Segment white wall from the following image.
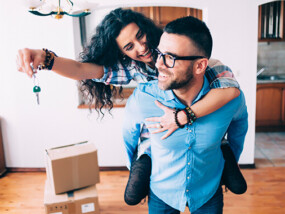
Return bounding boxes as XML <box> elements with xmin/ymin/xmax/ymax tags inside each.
<box><xmin>0</xmin><ymin>0</ymin><xmax>263</xmax><ymax>167</ymax></box>
<box><xmin>0</xmin><ymin>0</ymin><xmax>126</xmax><ymax>167</ymax></box>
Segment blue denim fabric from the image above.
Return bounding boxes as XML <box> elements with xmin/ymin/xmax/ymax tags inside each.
<box><xmin>148</xmin><ymin>189</ymin><xmax>180</xmax><ymax>214</ymax></box>
<box><xmin>192</xmin><ymin>186</ymin><xmax>223</xmax><ymax>214</ymax></box>
<box><xmin>148</xmin><ymin>186</ymin><xmax>223</xmax><ymax>214</ymax></box>
<box><xmin>123</xmin><ymin>78</ymin><xmax>248</xmax><ymax>211</ymax></box>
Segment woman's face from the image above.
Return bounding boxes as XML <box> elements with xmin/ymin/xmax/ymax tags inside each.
<box><xmin>116</xmin><ymin>22</ymin><xmax>154</xmax><ymax>65</ymax></box>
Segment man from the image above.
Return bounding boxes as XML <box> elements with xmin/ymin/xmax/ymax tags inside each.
<box><xmin>123</xmin><ymin>16</ymin><xmax>248</xmax><ymax>214</ymax></box>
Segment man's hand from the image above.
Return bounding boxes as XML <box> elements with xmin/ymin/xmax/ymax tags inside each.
<box><xmin>16</xmin><ymin>48</ymin><xmax>46</xmax><ymax>78</ymax></box>
<box><xmin>145</xmin><ymin>100</ymin><xmax>179</xmax><ymax>140</ymax></box>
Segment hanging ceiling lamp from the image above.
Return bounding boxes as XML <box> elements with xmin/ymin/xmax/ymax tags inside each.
<box><xmin>26</xmin><ymin>0</ymin><xmax>96</xmax><ymax>19</ymax></box>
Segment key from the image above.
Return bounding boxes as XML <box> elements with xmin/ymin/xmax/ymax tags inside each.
<box><xmin>31</xmin><ymin>64</ymin><xmax>41</xmax><ymax>105</ymax></box>
<box><xmin>33</xmin><ymin>85</ymin><xmax>41</xmax><ymax>105</ymax></box>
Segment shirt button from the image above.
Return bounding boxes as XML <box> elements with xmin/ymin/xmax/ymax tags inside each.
<box><xmin>188</xmin><ymin>162</ymin><xmax>190</xmax><ymax>165</ymax></box>
<box><xmin>187</xmin><ymin>177</ymin><xmax>190</xmax><ymax>179</ymax></box>
<box><xmin>189</xmin><ymin>130</ymin><xmax>192</xmax><ymax>133</ymax></box>
<box><xmin>188</xmin><ymin>146</ymin><xmax>191</xmax><ymax>150</ymax></box>
<box><xmin>186</xmin><ymin>189</ymin><xmax>189</xmax><ymax>192</ymax></box>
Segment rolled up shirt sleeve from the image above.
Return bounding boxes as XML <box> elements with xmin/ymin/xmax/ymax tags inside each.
<box><xmin>206</xmin><ymin>59</ymin><xmax>240</xmax><ymax>89</ymax></box>
<box><xmin>92</xmin><ymin>64</ymin><xmax>133</xmax><ymax>86</ymax></box>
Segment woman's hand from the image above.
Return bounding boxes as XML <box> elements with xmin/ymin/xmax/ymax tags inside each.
<box><xmin>16</xmin><ymin>48</ymin><xmax>46</xmax><ymax>78</ymax></box>
<box><xmin>145</xmin><ymin>100</ymin><xmax>188</xmax><ymax>140</ymax></box>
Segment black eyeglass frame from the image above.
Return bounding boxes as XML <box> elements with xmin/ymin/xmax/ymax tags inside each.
<box><xmin>155</xmin><ymin>49</ymin><xmax>206</xmax><ymax>68</ymax></box>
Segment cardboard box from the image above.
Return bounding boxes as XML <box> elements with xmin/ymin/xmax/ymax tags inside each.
<box><xmin>44</xmin><ymin>180</ymin><xmax>100</xmax><ymax>214</ymax></box>
<box><xmin>45</xmin><ymin>141</ymin><xmax>100</xmax><ymax>194</ymax></box>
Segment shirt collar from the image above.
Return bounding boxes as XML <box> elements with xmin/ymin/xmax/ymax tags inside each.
<box><xmin>163</xmin><ymin>75</ymin><xmax>210</xmax><ymax>104</ymax></box>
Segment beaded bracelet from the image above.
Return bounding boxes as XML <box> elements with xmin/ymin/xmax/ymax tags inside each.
<box><xmin>182</xmin><ymin>108</ymin><xmax>190</xmax><ymax>124</ymax></box>
<box><xmin>174</xmin><ymin>109</ymin><xmax>185</xmax><ymax>128</ymax></box>
<box><xmin>39</xmin><ymin>48</ymin><xmax>57</xmax><ymax>70</ymax></box>
<box><xmin>185</xmin><ymin>106</ymin><xmax>197</xmax><ymax>125</ymax></box>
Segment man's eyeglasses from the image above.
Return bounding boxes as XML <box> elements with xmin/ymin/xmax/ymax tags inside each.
<box><xmin>155</xmin><ymin>49</ymin><xmax>205</xmax><ymax>68</ymax></box>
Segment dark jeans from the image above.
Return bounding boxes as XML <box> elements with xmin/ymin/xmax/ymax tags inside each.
<box><xmin>148</xmin><ymin>186</ymin><xmax>223</xmax><ymax>214</ymax></box>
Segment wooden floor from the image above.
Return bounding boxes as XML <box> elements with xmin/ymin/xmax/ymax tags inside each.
<box><xmin>0</xmin><ymin>168</ymin><xmax>285</xmax><ymax>214</ymax></box>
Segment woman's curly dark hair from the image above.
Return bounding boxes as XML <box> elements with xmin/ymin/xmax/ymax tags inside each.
<box><xmin>80</xmin><ymin>8</ymin><xmax>162</xmax><ymax>117</ymax></box>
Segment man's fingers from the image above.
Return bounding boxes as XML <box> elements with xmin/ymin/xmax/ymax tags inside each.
<box><xmin>145</xmin><ymin>117</ymin><xmax>161</xmax><ymax>122</ymax></box>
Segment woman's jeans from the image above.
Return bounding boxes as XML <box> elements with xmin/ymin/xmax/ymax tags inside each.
<box><xmin>148</xmin><ymin>186</ymin><xmax>224</xmax><ymax>214</ymax></box>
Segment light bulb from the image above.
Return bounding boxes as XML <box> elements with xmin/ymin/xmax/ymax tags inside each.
<box><xmin>40</xmin><ymin>2</ymin><xmax>56</xmax><ymax>13</ymax></box>
<box><xmin>72</xmin><ymin>0</ymin><xmax>98</xmax><ymax>10</ymax></box>
<box><xmin>23</xmin><ymin>0</ymin><xmax>45</xmax><ymax>9</ymax></box>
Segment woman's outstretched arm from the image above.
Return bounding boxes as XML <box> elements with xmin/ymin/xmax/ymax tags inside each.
<box><xmin>16</xmin><ymin>48</ymin><xmax>104</xmax><ymax>80</ymax></box>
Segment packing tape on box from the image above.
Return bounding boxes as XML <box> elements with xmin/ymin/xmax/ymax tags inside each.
<box><xmin>71</xmin><ymin>156</ymin><xmax>80</xmax><ymax>188</ymax></box>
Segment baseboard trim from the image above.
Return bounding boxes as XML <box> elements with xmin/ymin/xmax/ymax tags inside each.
<box><xmin>7</xmin><ymin>165</ymin><xmax>255</xmax><ymax>172</ymax></box>
<box><xmin>239</xmin><ymin>164</ymin><xmax>256</xmax><ymax>169</ymax></box>
<box><xmin>0</xmin><ymin>168</ymin><xmax>7</xmax><ymax>177</ymax></box>
<box><xmin>100</xmin><ymin>166</ymin><xmax>128</xmax><ymax>171</ymax></box>
<box><xmin>7</xmin><ymin>167</ymin><xmax>46</xmax><ymax>172</ymax></box>
<box><xmin>7</xmin><ymin>166</ymin><xmax>129</xmax><ymax>172</ymax></box>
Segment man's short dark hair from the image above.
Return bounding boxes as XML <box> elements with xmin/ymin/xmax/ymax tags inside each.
<box><xmin>164</xmin><ymin>16</ymin><xmax>213</xmax><ymax>59</ymax></box>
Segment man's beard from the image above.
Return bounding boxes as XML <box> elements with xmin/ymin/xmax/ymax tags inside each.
<box><xmin>160</xmin><ymin>66</ymin><xmax>194</xmax><ymax>91</ymax></box>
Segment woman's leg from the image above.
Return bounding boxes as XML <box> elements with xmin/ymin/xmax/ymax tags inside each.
<box><xmin>221</xmin><ymin>138</ymin><xmax>247</xmax><ymax>194</ymax></box>
<box><xmin>124</xmin><ymin>138</ymin><xmax>152</xmax><ymax>205</ymax></box>
<box><xmin>124</xmin><ymin>125</ymin><xmax>153</xmax><ymax>205</ymax></box>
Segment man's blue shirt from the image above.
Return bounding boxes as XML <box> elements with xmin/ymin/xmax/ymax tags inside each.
<box><xmin>123</xmin><ymin>77</ymin><xmax>248</xmax><ymax>212</ymax></box>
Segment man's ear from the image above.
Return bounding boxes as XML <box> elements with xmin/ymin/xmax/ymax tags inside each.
<box><xmin>194</xmin><ymin>58</ymin><xmax>208</xmax><ymax>75</ymax></box>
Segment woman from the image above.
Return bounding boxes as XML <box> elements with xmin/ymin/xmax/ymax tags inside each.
<box><xmin>17</xmin><ymin>8</ymin><xmax>244</xmax><ymax>205</ymax></box>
